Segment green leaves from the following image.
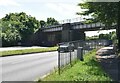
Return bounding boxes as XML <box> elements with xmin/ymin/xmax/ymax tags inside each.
<box><xmin>77</xmin><ymin>2</ymin><xmax>118</xmax><ymax>26</ymax></box>
<box><xmin>46</xmin><ymin>17</ymin><xmax>59</xmax><ymax>26</ymax></box>
<box><xmin>39</xmin><ymin>17</ymin><xmax>59</xmax><ymax>28</ymax></box>
<box><xmin>40</xmin><ymin>20</ymin><xmax>46</xmax><ymax>28</ymax></box>
<box><xmin>1</xmin><ymin>21</ymin><xmax>21</xmax><ymax>46</ymax></box>
<box><xmin>1</xmin><ymin>12</ymin><xmax>40</xmax><ymax>46</ymax></box>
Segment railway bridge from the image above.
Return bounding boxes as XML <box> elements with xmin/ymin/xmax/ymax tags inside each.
<box><xmin>31</xmin><ymin>21</ymin><xmax>116</xmax><ymax>46</ymax></box>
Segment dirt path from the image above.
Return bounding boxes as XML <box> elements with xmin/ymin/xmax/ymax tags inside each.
<box><xmin>98</xmin><ymin>57</ymin><xmax>120</xmax><ymax>82</ymax></box>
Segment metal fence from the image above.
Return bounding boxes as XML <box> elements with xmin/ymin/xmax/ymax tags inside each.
<box><xmin>58</xmin><ymin>47</ymin><xmax>77</xmax><ymax>74</ymax></box>
<box><xmin>58</xmin><ymin>39</ymin><xmax>112</xmax><ymax>74</ymax></box>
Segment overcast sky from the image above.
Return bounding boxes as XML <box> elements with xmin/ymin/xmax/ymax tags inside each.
<box><xmin>0</xmin><ymin>0</ymin><xmax>84</xmax><ymax>21</ymax></box>
<box><xmin>0</xmin><ymin>0</ymin><xmax>116</xmax><ymax>36</ymax></box>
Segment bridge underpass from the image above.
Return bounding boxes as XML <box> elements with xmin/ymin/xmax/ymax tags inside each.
<box><xmin>30</xmin><ymin>22</ymin><xmax>116</xmax><ymax>46</ymax></box>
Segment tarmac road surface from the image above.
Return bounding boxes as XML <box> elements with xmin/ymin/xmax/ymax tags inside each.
<box><xmin>1</xmin><ymin>51</ymin><xmax>58</xmax><ymax>81</ymax></box>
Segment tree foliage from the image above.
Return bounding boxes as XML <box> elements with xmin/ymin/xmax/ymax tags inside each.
<box><xmin>40</xmin><ymin>17</ymin><xmax>59</xmax><ymax>28</ymax></box>
<box><xmin>99</xmin><ymin>31</ymin><xmax>117</xmax><ymax>43</ymax></box>
<box><xmin>46</xmin><ymin>17</ymin><xmax>59</xmax><ymax>26</ymax></box>
<box><xmin>86</xmin><ymin>31</ymin><xmax>116</xmax><ymax>42</ymax></box>
<box><xmin>1</xmin><ymin>12</ymin><xmax>40</xmax><ymax>46</ymax></box>
<box><xmin>40</xmin><ymin>20</ymin><xmax>46</xmax><ymax>28</ymax></box>
<box><xmin>77</xmin><ymin>2</ymin><xmax>118</xmax><ymax>25</ymax></box>
<box><xmin>1</xmin><ymin>21</ymin><xmax>21</xmax><ymax>46</ymax></box>
<box><xmin>2</xmin><ymin>12</ymin><xmax>40</xmax><ymax>40</ymax></box>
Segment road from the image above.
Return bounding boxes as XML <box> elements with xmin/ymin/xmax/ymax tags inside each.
<box><xmin>1</xmin><ymin>51</ymin><xmax>58</xmax><ymax>81</ymax></box>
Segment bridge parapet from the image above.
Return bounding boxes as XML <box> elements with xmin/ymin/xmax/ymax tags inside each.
<box><xmin>41</xmin><ymin>22</ymin><xmax>116</xmax><ymax>32</ymax></box>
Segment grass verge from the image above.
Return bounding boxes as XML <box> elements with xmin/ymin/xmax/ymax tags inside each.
<box><xmin>41</xmin><ymin>49</ymin><xmax>112</xmax><ymax>81</ymax></box>
<box><xmin>0</xmin><ymin>47</ymin><xmax>58</xmax><ymax>57</ymax></box>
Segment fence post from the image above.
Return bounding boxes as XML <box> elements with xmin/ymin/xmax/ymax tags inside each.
<box><xmin>58</xmin><ymin>44</ymin><xmax>60</xmax><ymax>75</ymax></box>
<box><xmin>69</xmin><ymin>43</ymin><xmax>72</xmax><ymax>67</ymax></box>
<box><xmin>70</xmin><ymin>50</ymin><xmax>72</xmax><ymax>66</ymax></box>
<box><xmin>77</xmin><ymin>47</ymin><xmax>84</xmax><ymax>61</ymax></box>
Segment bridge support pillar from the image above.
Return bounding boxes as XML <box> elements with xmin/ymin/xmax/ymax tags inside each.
<box><xmin>71</xmin><ymin>30</ymin><xmax>85</xmax><ymax>41</ymax></box>
<box><xmin>62</xmin><ymin>23</ymin><xmax>71</xmax><ymax>42</ymax></box>
<box><xmin>62</xmin><ymin>23</ymin><xmax>85</xmax><ymax>42</ymax></box>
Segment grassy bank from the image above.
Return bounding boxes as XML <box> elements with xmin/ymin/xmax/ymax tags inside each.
<box><xmin>41</xmin><ymin>49</ymin><xmax>112</xmax><ymax>81</ymax></box>
<box><xmin>0</xmin><ymin>47</ymin><xmax>58</xmax><ymax>57</ymax></box>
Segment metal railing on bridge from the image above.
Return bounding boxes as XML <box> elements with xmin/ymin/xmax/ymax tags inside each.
<box><xmin>58</xmin><ymin>17</ymin><xmax>83</xmax><ymax>24</ymax></box>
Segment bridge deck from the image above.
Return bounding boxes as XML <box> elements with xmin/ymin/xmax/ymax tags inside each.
<box><xmin>41</xmin><ymin>22</ymin><xmax>116</xmax><ymax>32</ymax></box>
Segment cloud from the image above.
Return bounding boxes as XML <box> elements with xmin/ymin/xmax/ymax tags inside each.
<box><xmin>45</xmin><ymin>3</ymin><xmax>82</xmax><ymax>18</ymax></box>
<box><xmin>18</xmin><ymin>0</ymin><xmax>81</xmax><ymax>3</ymax></box>
<box><xmin>0</xmin><ymin>0</ymin><xmax>20</xmax><ymax>6</ymax></box>
<box><xmin>85</xmin><ymin>0</ymin><xmax>120</xmax><ymax>2</ymax></box>
<box><xmin>44</xmin><ymin>2</ymin><xmax>88</xmax><ymax>22</ymax></box>
<box><xmin>0</xmin><ymin>0</ymin><xmax>83</xmax><ymax>21</ymax></box>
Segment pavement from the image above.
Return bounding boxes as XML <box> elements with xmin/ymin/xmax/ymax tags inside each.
<box><xmin>96</xmin><ymin>47</ymin><xmax>120</xmax><ymax>81</ymax></box>
<box><xmin>1</xmin><ymin>51</ymin><xmax>58</xmax><ymax>81</ymax></box>
<box><xmin>98</xmin><ymin>57</ymin><xmax>120</xmax><ymax>81</ymax></box>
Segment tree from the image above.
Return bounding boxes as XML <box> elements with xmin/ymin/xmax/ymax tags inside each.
<box><xmin>1</xmin><ymin>12</ymin><xmax>40</xmax><ymax>46</ymax></box>
<box><xmin>77</xmin><ymin>1</ymin><xmax>120</xmax><ymax>51</ymax></box>
<box><xmin>46</xmin><ymin>17</ymin><xmax>59</xmax><ymax>26</ymax></box>
<box><xmin>39</xmin><ymin>17</ymin><xmax>59</xmax><ymax>28</ymax></box>
<box><xmin>77</xmin><ymin>2</ymin><xmax>118</xmax><ymax>25</ymax></box>
<box><xmin>99</xmin><ymin>33</ymin><xmax>111</xmax><ymax>40</ymax></box>
<box><xmin>40</xmin><ymin>20</ymin><xmax>46</xmax><ymax>28</ymax></box>
<box><xmin>1</xmin><ymin>21</ymin><xmax>21</xmax><ymax>46</ymax></box>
